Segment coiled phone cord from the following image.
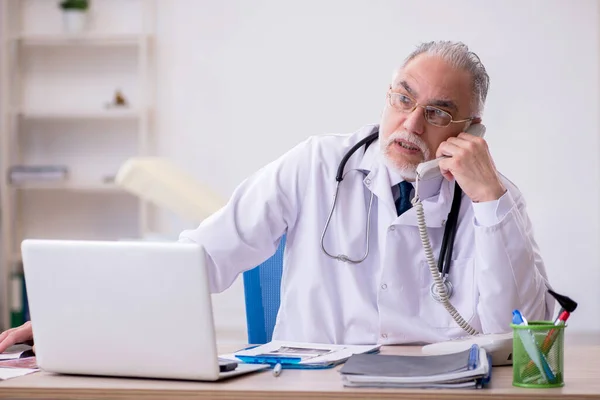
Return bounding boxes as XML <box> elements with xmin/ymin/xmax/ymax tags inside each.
<box><xmin>412</xmin><ymin>179</ymin><xmax>479</xmax><ymax>336</ymax></box>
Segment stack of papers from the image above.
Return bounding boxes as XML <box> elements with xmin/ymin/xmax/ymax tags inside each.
<box><xmin>0</xmin><ymin>353</ymin><xmax>39</xmax><ymax>380</ymax></box>
<box><xmin>339</xmin><ymin>345</ymin><xmax>491</xmax><ymax>389</ymax></box>
<box><xmin>220</xmin><ymin>341</ymin><xmax>381</xmax><ymax>369</ymax></box>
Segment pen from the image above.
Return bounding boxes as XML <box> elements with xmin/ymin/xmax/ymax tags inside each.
<box><xmin>523</xmin><ymin>290</ymin><xmax>578</xmax><ymax>376</ymax></box>
<box><xmin>552</xmin><ymin>307</ymin><xmax>565</xmax><ymax>325</ymax></box>
<box><xmin>540</xmin><ymin>310</ymin><xmax>569</xmax><ymax>353</ymax></box>
<box><xmin>512</xmin><ymin>310</ymin><xmax>556</xmax><ymax>384</ymax></box>
<box><xmin>273</xmin><ymin>363</ymin><xmax>282</xmax><ymax>377</ymax></box>
<box><xmin>541</xmin><ymin>290</ymin><xmax>578</xmax><ymax>354</ymax></box>
<box><xmin>523</xmin><ymin>311</ymin><xmax>567</xmax><ymax>377</ymax></box>
<box><xmin>467</xmin><ymin>344</ymin><xmax>479</xmax><ymax>370</ymax></box>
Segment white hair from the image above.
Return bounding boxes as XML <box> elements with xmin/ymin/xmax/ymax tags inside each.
<box><xmin>402</xmin><ymin>41</ymin><xmax>490</xmax><ymax>116</ymax></box>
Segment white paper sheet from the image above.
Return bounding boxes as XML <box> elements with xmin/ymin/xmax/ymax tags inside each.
<box><xmin>0</xmin><ymin>351</ymin><xmax>26</xmax><ymax>361</ymax></box>
<box><xmin>0</xmin><ymin>367</ymin><xmax>38</xmax><ymax>380</ymax></box>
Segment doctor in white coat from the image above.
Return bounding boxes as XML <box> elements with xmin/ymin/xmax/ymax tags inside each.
<box><xmin>0</xmin><ymin>40</ymin><xmax>553</xmax><ymax>350</ymax></box>
<box><xmin>179</xmin><ymin>40</ymin><xmax>554</xmax><ymax>344</ymax></box>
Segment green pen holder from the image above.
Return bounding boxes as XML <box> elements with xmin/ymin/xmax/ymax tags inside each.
<box><xmin>511</xmin><ymin>321</ymin><xmax>565</xmax><ymax>388</ymax></box>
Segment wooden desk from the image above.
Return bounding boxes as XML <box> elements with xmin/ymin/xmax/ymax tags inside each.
<box><xmin>0</xmin><ymin>334</ymin><xmax>598</xmax><ymax>400</ymax></box>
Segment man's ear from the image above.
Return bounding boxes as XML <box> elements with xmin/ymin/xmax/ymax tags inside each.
<box><xmin>463</xmin><ymin>117</ymin><xmax>482</xmax><ymax>132</ymax></box>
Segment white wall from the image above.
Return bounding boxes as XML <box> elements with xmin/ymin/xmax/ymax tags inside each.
<box><xmin>4</xmin><ymin>0</ymin><xmax>596</xmax><ymax>340</ymax></box>
<box><xmin>154</xmin><ymin>0</ymin><xmax>600</xmax><ymax>342</ymax></box>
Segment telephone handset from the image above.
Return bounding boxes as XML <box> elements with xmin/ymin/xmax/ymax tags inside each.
<box><xmin>411</xmin><ymin>123</ymin><xmax>487</xmax><ymax>337</ymax></box>
<box><xmin>415</xmin><ymin>124</ymin><xmax>487</xmax><ymax>181</ymax></box>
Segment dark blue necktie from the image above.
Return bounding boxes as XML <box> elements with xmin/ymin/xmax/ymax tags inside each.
<box><xmin>395</xmin><ymin>181</ymin><xmax>413</xmax><ymax>216</ymax></box>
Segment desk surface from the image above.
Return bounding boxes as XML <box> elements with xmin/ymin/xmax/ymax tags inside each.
<box><xmin>0</xmin><ymin>334</ymin><xmax>598</xmax><ymax>400</ymax></box>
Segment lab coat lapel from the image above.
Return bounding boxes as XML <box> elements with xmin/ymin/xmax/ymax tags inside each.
<box><xmin>364</xmin><ymin>165</ymin><xmax>397</xmax><ymax>217</ymax></box>
<box><xmin>354</xmin><ymin>131</ymin><xmax>398</xmax><ymax>218</ymax></box>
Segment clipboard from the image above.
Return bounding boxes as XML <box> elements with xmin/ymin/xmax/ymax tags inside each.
<box><xmin>223</xmin><ymin>340</ymin><xmax>381</xmax><ymax>370</ymax></box>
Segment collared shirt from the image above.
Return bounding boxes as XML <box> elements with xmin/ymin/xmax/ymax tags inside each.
<box><xmin>180</xmin><ymin>124</ymin><xmax>553</xmax><ymax>345</ymax></box>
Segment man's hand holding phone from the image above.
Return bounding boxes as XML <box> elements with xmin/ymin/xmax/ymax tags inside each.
<box><xmin>436</xmin><ymin>132</ymin><xmax>506</xmax><ymax>203</ymax></box>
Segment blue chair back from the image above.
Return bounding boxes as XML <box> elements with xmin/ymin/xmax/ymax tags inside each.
<box><xmin>242</xmin><ymin>235</ymin><xmax>286</xmax><ymax>344</ymax></box>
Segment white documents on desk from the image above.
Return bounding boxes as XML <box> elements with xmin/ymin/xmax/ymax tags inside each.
<box><xmin>0</xmin><ymin>351</ymin><xmax>39</xmax><ymax>380</ymax></box>
<box><xmin>421</xmin><ymin>332</ymin><xmax>513</xmax><ymax>366</ymax></box>
<box><xmin>221</xmin><ymin>341</ymin><xmax>381</xmax><ymax>369</ymax></box>
<box><xmin>0</xmin><ymin>367</ymin><xmax>38</xmax><ymax>380</ymax></box>
<box><xmin>0</xmin><ymin>352</ymin><xmax>29</xmax><ymax>361</ymax></box>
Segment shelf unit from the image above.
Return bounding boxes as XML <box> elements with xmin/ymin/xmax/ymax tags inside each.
<box><xmin>12</xmin><ymin>108</ymin><xmax>143</xmax><ymax>120</ymax></box>
<box><xmin>11</xmin><ymin>182</ymin><xmax>122</xmax><ymax>192</ymax></box>
<box><xmin>0</xmin><ymin>0</ymin><xmax>157</xmax><ymax>330</ymax></box>
<box><xmin>12</xmin><ymin>33</ymin><xmax>149</xmax><ymax>47</ymax></box>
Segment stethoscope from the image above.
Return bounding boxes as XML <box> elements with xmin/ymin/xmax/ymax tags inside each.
<box><xmin>320</xmin><ymin>127</ymin><xmax>463</xmax><ymax>303</ymax></box>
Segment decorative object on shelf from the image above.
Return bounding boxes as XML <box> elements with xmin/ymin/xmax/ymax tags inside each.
<box><xmin>59</xmin><ymin>0</ymin><xmax>90</xmax><ymax>34</ymax></box>
<box><xmin>105</xmin><ymin>89</ymin><xmax>129</xmax><ymax>109</ymax></box>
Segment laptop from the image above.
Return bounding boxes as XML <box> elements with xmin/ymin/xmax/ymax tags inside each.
<box><xmin>20</xmin><ymin>239</ymin><xmax>268</xmax><ymax>381</ymax></box>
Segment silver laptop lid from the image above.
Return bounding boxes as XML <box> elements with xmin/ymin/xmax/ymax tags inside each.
<box><xmin>21</xmin><ymin>239</ymin><xmax>221</xmax><ymax>381</ymax></box>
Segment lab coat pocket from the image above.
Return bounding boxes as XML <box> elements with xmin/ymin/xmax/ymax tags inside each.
<box><xmin>418</xmin><ymin>258</ymin><xmax>476</xmax><ymax>329</ymax></box>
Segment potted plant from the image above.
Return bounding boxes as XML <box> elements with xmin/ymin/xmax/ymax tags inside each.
<box><xmin>59</xmin><ymin>0</ymin><xmax>90</xmax><ymax>34</ymax></box>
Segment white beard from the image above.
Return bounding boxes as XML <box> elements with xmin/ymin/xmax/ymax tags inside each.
<box><xmin>380</xmin><ymin>130</ymin><xmax>431</xmax><ymax>180</ymax></box>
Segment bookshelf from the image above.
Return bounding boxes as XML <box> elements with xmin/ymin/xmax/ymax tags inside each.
<box><xmin>12</xmin><ymin>182</ymin><xmax>122</xmax><ymax>192</ymax></box>
<box><xmin>12</xmin><ymin>33</ymin><xmax>148</xmax><ymax>47</ymax></box>
<box><xmin>0</xmin><ymin>0</ymin><xmax>157</xmax><ymax>330</ymax></box>
<box><xmin>13</xmin><ymin>108</ymin><xmax>143</xmax><ymax>120</ymax></box>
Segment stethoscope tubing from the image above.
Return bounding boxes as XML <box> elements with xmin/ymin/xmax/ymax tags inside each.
<box><xmin>319</xmin><ymin>127</ymin><xmax>462</xmax><ymax>302</ymax></box>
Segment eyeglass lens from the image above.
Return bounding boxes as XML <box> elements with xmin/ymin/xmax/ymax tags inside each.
<box><xmin>389</xmin><ymin>93</ymin><xmax>452</xmax><ymax>127</ymax></box>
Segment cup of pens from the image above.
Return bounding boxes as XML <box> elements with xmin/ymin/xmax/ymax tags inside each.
<box><xmin>511</xmin><ymin>317</ymin><xmax>565</xmax><ymax>388</ymax></box>
<box><xmin>511</xmin><ymin>290</ymin><xmax>577</xmax><ymax>388</ymax></box>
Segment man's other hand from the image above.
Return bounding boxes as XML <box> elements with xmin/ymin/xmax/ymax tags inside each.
<box><xmin>0</xmin><ymin>321</ymin><xmax>34</xmax><ymax>353</ymax></box>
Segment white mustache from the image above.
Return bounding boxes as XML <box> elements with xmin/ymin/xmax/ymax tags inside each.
<box><xmin>385</xmin><ymin>131</ymin><xmax>430</xmax><ymax>160</ymax></box>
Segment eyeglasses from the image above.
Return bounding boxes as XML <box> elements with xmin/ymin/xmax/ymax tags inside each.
<box><xmin>387</xmin><ymin>87</ymin><xmax>473</xmax><ymax>127</ymax></box>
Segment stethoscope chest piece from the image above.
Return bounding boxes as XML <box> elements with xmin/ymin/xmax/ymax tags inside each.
<box><xmin>430</xmin><ymin>277</ymin><xmax>454</xmax><ymax>303</ymax></box>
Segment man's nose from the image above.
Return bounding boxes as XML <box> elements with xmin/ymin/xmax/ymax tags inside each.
<box><xmin>402</xmin><ymin>106</ymin><xmax>426</xmax><ymax>136</ymax></box>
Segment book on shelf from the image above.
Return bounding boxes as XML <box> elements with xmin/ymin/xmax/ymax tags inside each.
<box><xmin>8</xmin><ymin>165</ymin><xmax>69</xmax><ymax>183</ymax></box>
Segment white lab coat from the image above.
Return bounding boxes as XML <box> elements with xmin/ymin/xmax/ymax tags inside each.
<box><xmin>179</xmin><ymin>124</ymin><xmax>554</xmax><ymax>345</ymax></box>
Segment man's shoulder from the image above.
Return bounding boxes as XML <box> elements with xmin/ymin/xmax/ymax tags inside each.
<box><xmin>255</xmin><ymin>124</ymin><xmax>379</xmax><ymax>176</ymax></box>
<box><xmin>297</xmin><ymin>123</ymin><xmax>379</xmax><ymax>154</ymax></box>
